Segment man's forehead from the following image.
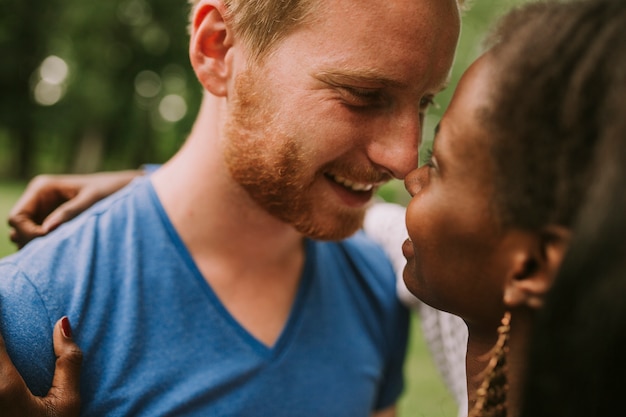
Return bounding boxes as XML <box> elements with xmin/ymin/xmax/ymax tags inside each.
<box><xmin>263</xmin><ymin>0</ymin><xmax>459</xmax><ymax>97</ymax></box>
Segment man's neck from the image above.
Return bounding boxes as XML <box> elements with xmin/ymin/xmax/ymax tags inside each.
<box><xmin>150</xmin><ymin>94</ymin><xmax>306</xmax><ymax>346</ymax></box>
<box><xmin>152</xmin><ymin>94</ymin><xmax>304</xmax><ymax>265</ymax></box>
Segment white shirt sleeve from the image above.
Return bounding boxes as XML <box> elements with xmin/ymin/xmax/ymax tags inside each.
<box><xmin>364</xmin><ymin>202</ymin><xmax>469</xmax><ymax>417</ymax></box>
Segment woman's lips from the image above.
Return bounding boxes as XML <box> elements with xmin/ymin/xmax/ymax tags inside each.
<box><xmin>402</xmin><ymin>238</ymin><xmax>414</xmax><ymax>259</ymax></box>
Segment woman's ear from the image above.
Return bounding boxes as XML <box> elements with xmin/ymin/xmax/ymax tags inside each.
<box><xmin>189</xmin><ymin>1</ymin><xmax>234</xmax><ymax>97</ymax></box>
<box><xmin>503</xmin><ymin>226</ymin><xmax>571</xmax><ymax>310</ymax></box>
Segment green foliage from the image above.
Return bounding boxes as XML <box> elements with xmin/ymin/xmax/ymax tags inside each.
<box><xmin>0</xmin><ymin>0</ymin><xmax>201</xmax><ymax>179</ymax></box>
<box><xmin>398</xmin><ymin>315</ymin><xmax>458</xmax><ymax>417</ymax></box>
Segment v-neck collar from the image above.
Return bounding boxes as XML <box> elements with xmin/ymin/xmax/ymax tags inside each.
<box><xmin>149</xmin><ymin>180</ymin><xmax>316</xmax><ymax>359</ymax></box>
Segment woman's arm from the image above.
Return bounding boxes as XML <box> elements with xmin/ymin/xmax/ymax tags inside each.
<box><xmin>8</xmin><ymin>170</ymin><xmax>143</xmax><ymax>248</ymax></box>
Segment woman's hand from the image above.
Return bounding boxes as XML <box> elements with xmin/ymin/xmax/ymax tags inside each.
<box><xmin>0</xmin><ymin>317</ymin><xmax>83</xmax><ymax>416</ymax></box>
<box><xmin>8</xmin><ymin>170</ymin><xmax>142</xmax><ymax>248</ymax></box>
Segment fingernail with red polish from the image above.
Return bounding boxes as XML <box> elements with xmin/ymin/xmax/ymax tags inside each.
<box><xmin>61</xmin><ymin>316</ymin><xmax>73</xmax><ymax>339</ymax></box>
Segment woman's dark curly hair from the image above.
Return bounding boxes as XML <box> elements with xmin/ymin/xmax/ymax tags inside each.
<box><xmin>483</xmin><ymin>0</ymin><xmax>626</xmax><ymax>232</ymax></box>
<box><xmin>479</xmin><ymin>0</ymin><xmax>626</xmax><ymax>416</ymax></box>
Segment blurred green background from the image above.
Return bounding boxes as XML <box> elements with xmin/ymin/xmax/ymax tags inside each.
<box><xmin>0</xmin><ymin>0</ymin><xmax>534</xmax><ymax>415</ymax></box>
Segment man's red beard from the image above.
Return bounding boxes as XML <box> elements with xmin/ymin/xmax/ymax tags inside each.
<box><xmin>223</xmin><ymin>69</ymin><xmax>370</xmax><ymax>241</ymax></box>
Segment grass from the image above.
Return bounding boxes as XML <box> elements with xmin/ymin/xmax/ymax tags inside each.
<box><xmin>0</xmin><ymin>181</ymin><xmax>457</xmax><ymax>416</ymax></box>
<box><xmin>399</xmin><ymin>316</ymin><xmax>457</xmax><ymax>417</ymax></box>
<box><xmin>0</xmin><ymin>181</ymin><xmax>23</xmax><ymax>258</ymax></box>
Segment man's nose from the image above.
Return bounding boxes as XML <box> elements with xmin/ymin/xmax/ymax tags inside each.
<box><xmin>366</xmin><ymin>112</ymin><xmax>421</xmax><ymax>180</ymax></box>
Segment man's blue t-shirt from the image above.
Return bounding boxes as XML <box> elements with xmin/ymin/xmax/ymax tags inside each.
<box><xmin>0</xmin><ymin>178</ymin><xmax>409</xmax><ymax>416</ymax></box>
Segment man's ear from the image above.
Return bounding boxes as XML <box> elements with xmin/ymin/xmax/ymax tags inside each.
<box><xmin>189</xmin><ymin>1</ymin><xmax>234</xmax><ymax>97</ymax></box>
<box><xmin>503</xmin><ymin>226</ymin><xmax>571</xmax><ymax>310</ymax></box>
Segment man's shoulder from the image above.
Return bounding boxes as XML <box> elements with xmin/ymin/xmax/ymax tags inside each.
<box><xmin>30</xmin><ymin>177</ymin><xmax>152</xmax><ymax>241</ymax></box>
<box><xmin>0</xmin><ymin>178</ymin><xmax>159</xmax><ymax>282</ymax></box>
<box><xmin>74</xmin><ymin>176</ymin><xmax>155</xmax><ymax>224</ymax></box>
<box><xmin>338</xmin><ymin>230</ymin><xmax>393</xmax><ymax>267</ymax></box>
<box><xmin>306</xmin><ymin>232</ymin><xmax>408</xmax><ymax>348</ymax></box>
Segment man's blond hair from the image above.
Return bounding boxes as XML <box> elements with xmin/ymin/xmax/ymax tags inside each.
<box><xmin>189</xmin><ymin>0</ymin><xmax>316</xmax><ymax>63</ymax></box>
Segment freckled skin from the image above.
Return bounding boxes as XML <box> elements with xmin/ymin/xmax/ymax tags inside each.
<box><xmin>224</xmin><ymin>68</ymin><xmax>382</xmax><ymax>239</ymax></box>
<box><xmin>223</xmin><ymin>0</ymin><xmax>460</xmax><ymax>240</ymax></box>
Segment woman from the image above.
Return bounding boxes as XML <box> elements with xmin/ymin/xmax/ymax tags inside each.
<box><xmin>403</xmin><ymin>0</ymin><xmax>626</xmax><ymax>415</ymax></box>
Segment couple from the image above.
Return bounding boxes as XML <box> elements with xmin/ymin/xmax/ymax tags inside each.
<box><xmin>4</xmin><ymin>0</ymin><xmax>626</xmax><ymax>416</ymax></box>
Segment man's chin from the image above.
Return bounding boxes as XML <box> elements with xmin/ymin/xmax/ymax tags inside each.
<box><xmin>303</xmin><ymin>227</ymin><xmax>360</xmax><ymax>242</ymax></box>
<box><xmin>291</xmin><ymin>212</ymin><xmax>365</xmax><ymax>241</ymax></box>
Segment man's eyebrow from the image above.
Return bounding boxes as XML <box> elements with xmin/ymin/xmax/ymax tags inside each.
<box><xmin>316</xmin><ymin>70</ymin><xmax>451</xmax><ymax>97</ymax></box>
<box><xmin>315</xmin><ymin>70</ymin><xmax>407</xmax><ymax>89</ymax></box>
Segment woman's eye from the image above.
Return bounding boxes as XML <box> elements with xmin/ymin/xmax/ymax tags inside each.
<box><xmin>419</xmin><ymin>147</ymin><xmax>434</xmax><ymax>169</ymax></box>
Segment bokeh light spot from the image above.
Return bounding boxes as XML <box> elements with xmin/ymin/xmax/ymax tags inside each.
<box><xmin>134</xmin><ymin>70</ymin><xmax>162</xmax><ymax>98</ymax></box>
<box><xmin>39</xmin><ymin>55</ymin><xmax>69</xmax><ymax>85</ymax></box>
<box><xmin>34</xmin><ymin>81</ymin><xmax>63</xmax><ymax>106</ymax></box>
<box><xmin>159</xmin><ymin>94</ymin><xmax>187</xmax><ymax>122</ymax></box>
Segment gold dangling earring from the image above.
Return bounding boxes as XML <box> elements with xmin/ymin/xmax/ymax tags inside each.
<box><xmin>468</xmin><ymin>311</ymin><xmax>511</xmax><ymax>417</ymax></box>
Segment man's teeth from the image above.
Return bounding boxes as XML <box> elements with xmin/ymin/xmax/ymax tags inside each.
<box><xmin>331</xmin><ymin>174</ymin><xmax>374</xmax><ymax>192</ymax></box>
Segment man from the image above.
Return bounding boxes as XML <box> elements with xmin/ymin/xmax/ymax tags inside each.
<box><xmin>0</xmin><ymin>0</ymin><xmax>460</xmax><ymax>415</ymax></box>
